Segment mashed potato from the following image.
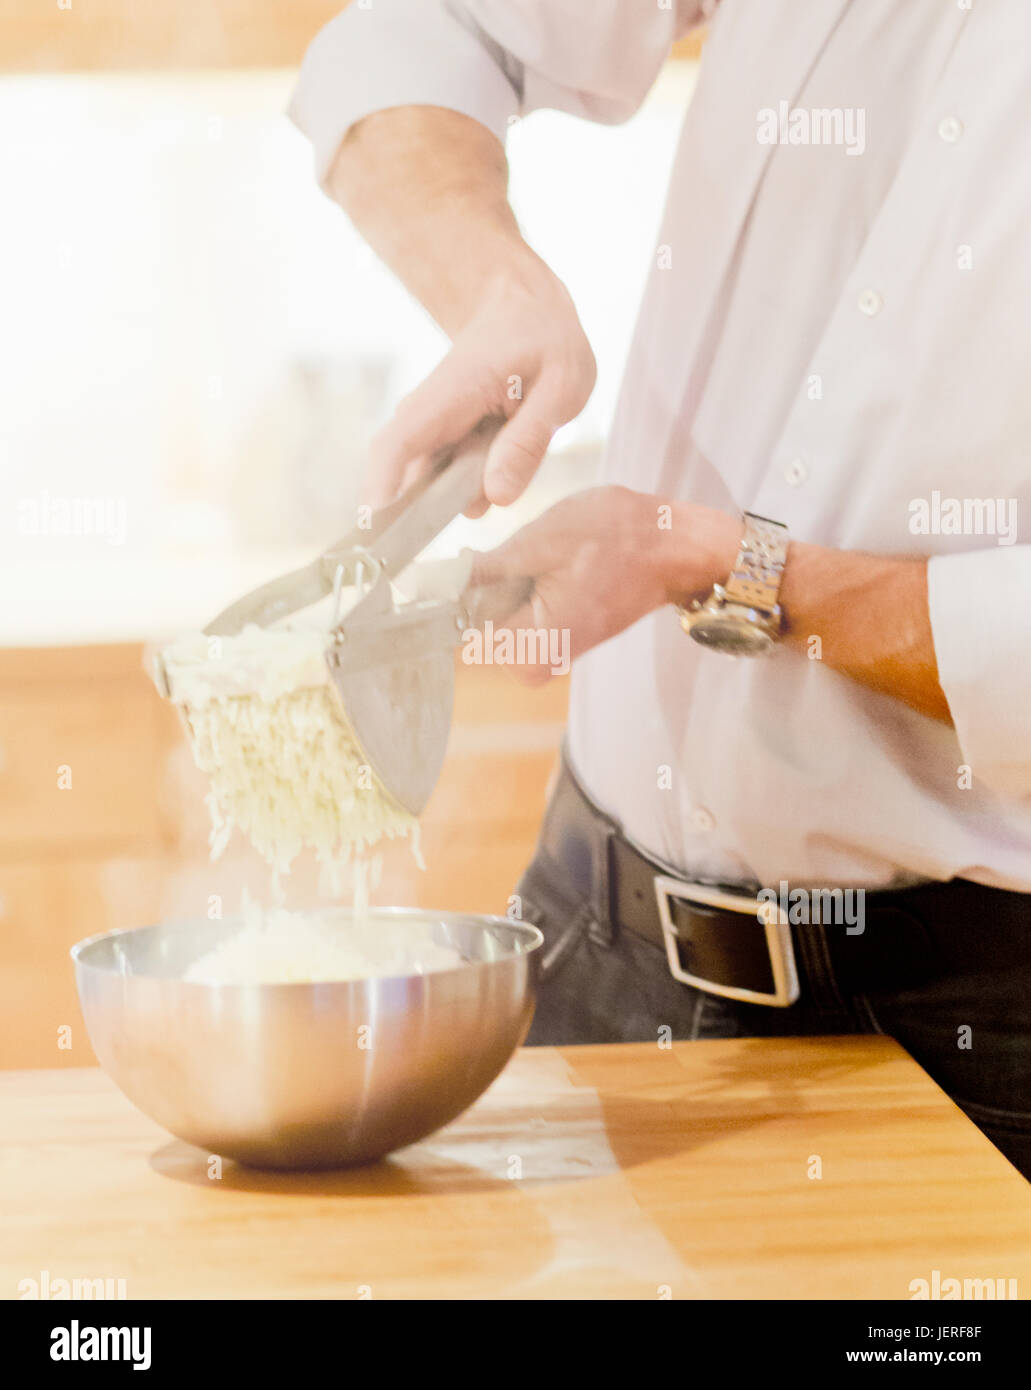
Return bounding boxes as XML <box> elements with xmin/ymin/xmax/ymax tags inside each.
<box><xmin>184</xmin><ymin>905</ymin><xmax>464</xmax><ymax>984</ymax></box>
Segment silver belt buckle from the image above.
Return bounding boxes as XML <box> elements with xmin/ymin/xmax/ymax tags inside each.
<box><xmin>653</xmin><ymin>877</ymin><xmax>799</xmax><ymax>1008</ymax></box>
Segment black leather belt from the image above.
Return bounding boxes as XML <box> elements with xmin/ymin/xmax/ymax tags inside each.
<box><xmin>609</xmin><ymin>834</ymin><xmax>799</xmax><ymax>1005</ymax></box>
<box><xmin>533</xmin><ymin>750</ymin><xmax>1031</xmax><ymax>1008</ymax></box>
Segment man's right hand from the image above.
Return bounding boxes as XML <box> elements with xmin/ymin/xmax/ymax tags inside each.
<box><xmin>326</xmin><ymin>106</ymin><xmax>596</xmax><ymax>514</ymax></box>
<box><xmin>367</xmin><ymin>260</ymin><xmax>596</xmax><ymax>513</ymax></box>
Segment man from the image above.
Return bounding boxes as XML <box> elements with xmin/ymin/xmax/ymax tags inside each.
<box><xmin>290</xmin><ymin>1</ymin><xmax>1031</xmax><ymax>1176</ymax></box>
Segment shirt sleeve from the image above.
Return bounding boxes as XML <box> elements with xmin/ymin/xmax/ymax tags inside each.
<box><xmin>288</xmin><ymin>0</ymin><xmax>713</xmax><ymax>186</ymax></box>
<box><xmin>927</xmin><ymin>546</ymin><xmax>1031</xmax><ymax>798</ymax></box>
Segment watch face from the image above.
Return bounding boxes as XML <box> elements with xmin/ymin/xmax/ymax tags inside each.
<box><xmin>688</xmin><ymin>615</ymin><xmax>777</xmax><ymax>656</ymax></box>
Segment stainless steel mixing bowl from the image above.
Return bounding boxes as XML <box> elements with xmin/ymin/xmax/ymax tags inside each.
<box><xmin>71</xmin><ymin>908</ymin><xmax>543</xmax><ymax>1169</ymax></box>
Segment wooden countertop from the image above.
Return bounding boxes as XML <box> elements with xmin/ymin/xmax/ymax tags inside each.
<box><xmin>3</xmin><ymin>1037</ymin><xmax>1029</xmax><ymax>1300</ymax></box>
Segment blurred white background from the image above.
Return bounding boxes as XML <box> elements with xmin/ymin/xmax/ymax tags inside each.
<box><xmin>0</xmin><ymin>63</ymin><xmax>696</xmax><ymax>643</ymax></box>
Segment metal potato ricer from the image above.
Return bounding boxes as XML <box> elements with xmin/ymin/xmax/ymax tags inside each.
<box><xmin>150</xmin><ymin>418</ymin><xmax>531</xmax><ymax>816</ymax></box>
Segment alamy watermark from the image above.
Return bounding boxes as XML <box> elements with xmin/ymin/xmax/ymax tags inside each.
<box><xmin>49</xmin><ymin>1322</ymin><xmax>151</xmax><ymax>1371</ymax></box>
<box><xmin>756</xmin><ymin>101</ymin><xmax>866</xmax><ymax>156</ymax></box>
<box><xmin>909</xmin><ymin>491</ymin><xmax>1017</xmax><ymax>546</ymax></box>
<box><xmin>461</xmin><ymin>620</ymin><xmax>570</xmax><ymax>677</ymax></box>
<box><xmin>17</xmin><ymin>492</ymin><xmax>128</xmax><ymax>546</ymax></box>
<box><xmin>758</xmin><ymin>881</ymin><xmax>865</xmax><ymax>935</ymax></box>
<box><xmin>18</xmin><ymin>1270</ymin><xmax>127</xmax><ymax>1299</ymax></box>
<box><xmin>909</xmin><ymin>1269</ymin><xmax>1018</xmax><ymax>1301</ymax></box>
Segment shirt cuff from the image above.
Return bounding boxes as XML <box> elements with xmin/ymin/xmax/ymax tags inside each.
<box><xmin>288</xmin><ymin>1</ymin><xmax>520</xmax><ymax>187</ymax></box>
<box><xmin>927</xmin><ymin>546</ymin><xmax>1031</xmax><ymax>797</ymax></box>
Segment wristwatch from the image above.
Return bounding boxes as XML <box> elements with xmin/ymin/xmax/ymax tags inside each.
<box><xmin>678</xmin><ymin>511</ymin><xmax>789</xmax><ymax>656</ymax></box>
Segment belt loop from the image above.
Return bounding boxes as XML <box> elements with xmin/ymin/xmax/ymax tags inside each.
<box><xmin>586</xmin><ymin>821</ymin><xmax>616</xmax><ymax>948</ymax></box>
<box><xmin>557</xmin><ymin>742</ymin><xmax>617</xmax><ymax>948</ymax></box>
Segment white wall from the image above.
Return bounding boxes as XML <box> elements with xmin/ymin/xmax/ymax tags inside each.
<box><xmin>0</xmin><ymin>64</ymin><xmax>695</xmax><ymax>642</ymax></box>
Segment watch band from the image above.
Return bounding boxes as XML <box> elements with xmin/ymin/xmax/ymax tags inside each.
<box><xmin>723</xmin><ymin>511</ymin><xmax>789</xmax><ymax>611</ymax></box>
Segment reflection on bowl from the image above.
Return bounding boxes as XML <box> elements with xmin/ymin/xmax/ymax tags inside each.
<box><xmin>72</xmin><ymin>909</ymin><xmax>542</xmax><ymax>1170</ymax></box>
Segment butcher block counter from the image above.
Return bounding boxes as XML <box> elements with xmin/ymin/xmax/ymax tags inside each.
<box><xmin>3</xmin><ymin>1036</ymin><xmax>1029</xmax><ymax>1301</ymax></box>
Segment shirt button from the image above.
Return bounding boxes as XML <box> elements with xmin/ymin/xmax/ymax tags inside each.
<box><xmin>783</xmin><ymin>456</ymin><xmax>808</xmax><ymax>487</ymax></box>
<box><xmin>691</xmin><ymin>807</ymin><xmax>715</xmax><ymax>832</ymax></box>
<box><xmin>858</xmin><ymin>288</ymin><xmax>883</xmax><ymax>316</ymax></box>
<box><xmin>938</xmin><ymin>115</ymin><xmax>963</xmax><ymax>144</ymax></box>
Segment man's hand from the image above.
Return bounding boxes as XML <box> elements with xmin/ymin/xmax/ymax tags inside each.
<box><xmin>367</xmin><ymin>262</ymin><xmax>596</xmax><ymax>514</ymax></box>
<box><xmin>327</xmin><ymin>107</ymin><xmax>595</xmax><ymax>514</ymax></box>
<box><xmin>472</xmin><ymin>484</ymin><xmax>952</xmax><ymax>723</ymax></box>
<box><xmin>470</xmin><ymin>486</ymin><xmax>739</xmax><ymax>684</ymax></box>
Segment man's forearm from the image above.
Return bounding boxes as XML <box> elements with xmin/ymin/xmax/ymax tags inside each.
<box><xmin>325</xmin><ymin>105</ymin><xmax>597</xmax><ymax>507</ymax></box>
<box><xmin>667</xmin><ymin>505</ymin><xmax>952</xmax><ymax>724</ymax></box>
<box><xmin>779</xmin><ymin>543</ymin><xmax>949</xmax><ymax>722</ymax></box>
<box><xmin>327</xmin><ymin>106</ymin><xmax>547</xmax><ymax>336</ymax></box>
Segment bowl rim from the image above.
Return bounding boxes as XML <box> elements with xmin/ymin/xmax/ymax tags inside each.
<box><xmin>69</xmin><ymin>906</ymin><xmax>544</xmax><ymax>988</ymax></box>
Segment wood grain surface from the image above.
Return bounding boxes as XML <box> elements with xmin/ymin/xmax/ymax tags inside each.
<box><xmin>3</xmin><ymin>1037</ymin><xmax>1028</xmax><ymax>1300</ymax></box>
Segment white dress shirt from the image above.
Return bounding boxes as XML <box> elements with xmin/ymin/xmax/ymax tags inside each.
<box><xmin>291</xmin><ymin>0</ymin><xmax>1031</xmax><ymax>891</ymax></box>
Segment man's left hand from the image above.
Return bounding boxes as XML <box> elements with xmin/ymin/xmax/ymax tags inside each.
<box><xmin>469</xmin><ymin>486</ymin><xmax>739</xmax><ymax>684</ymax></box>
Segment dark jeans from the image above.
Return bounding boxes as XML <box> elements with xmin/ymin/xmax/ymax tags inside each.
<box><xmin>516</xmin><ymin>758</ymin><xmax>1031</xmax><ymax>1181</ymax></box>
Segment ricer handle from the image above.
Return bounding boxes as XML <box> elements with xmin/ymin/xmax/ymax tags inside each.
<box><xmin>353</xmin><ymin>417</ymin><xmax>502</xmax><ymax>585</ymax></box>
